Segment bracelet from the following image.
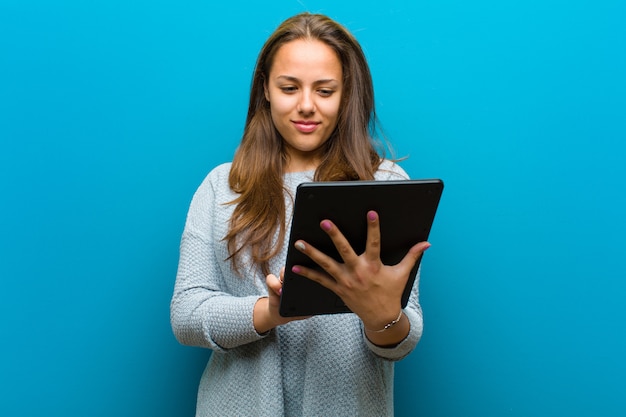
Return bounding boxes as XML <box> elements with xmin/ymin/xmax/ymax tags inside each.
<box><xmin>365</xmin><ymin>310</ymin><xmax>403</xmax><ymax>333</ymax></box>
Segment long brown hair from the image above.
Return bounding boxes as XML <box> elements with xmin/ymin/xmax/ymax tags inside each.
<box><xmin>226</xmin><ymin>12</ymin><xmax>388</xmax><ymax>275</ymax></box>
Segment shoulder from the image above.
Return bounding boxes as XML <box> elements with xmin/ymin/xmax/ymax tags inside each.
<box><xmin>189</xmin><ymin>162</ymin><xmax>234</xmax><ymax>208</ymax></box>
<box><xmin>184</xmin><ymin>162</ymin><xmax>234</xmax><ymax>233</ymax></box>
<box><xmin>374</xmin><ymin>159</ymin><xmax>410</xmax><ymax>180</ymax></box>
<box><xmin>205</xmin><ymin>162</ymin><xmax>233</xmax><ymax>186</ymax></box>
<box><xmin>193</xmin><ymin>162</ymin><xmax>232</xmax><ymax>195</ymax></box>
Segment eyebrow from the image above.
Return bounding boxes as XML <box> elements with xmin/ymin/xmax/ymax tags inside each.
<box><xmin>275</xmin><ymin>75</ymin><xmax>339</xmax><ymax>85</ymax></box>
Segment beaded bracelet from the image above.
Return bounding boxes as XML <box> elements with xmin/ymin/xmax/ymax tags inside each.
<box><xmin>365</xmin><ymin>310</ymin><xmax>403</xmax><ymax>333</ymax></box>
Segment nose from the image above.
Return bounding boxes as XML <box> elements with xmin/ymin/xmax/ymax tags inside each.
<box><xmin>297</xmin><ymin>90</ymin><xmax>315</xmax><ymax>115</ymax></box>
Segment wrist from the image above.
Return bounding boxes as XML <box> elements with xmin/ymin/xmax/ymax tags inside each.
<box><xmin>364</xmin><ymin>310</ymin><xmax>404</xmax><ymax>333</ymax></box>
<box><xmin>363</xmin><ymin>310</ymin><xmax>410</xmax><ymax>348</ymax></box>
<box><xmin>253</xmin><ymin>297</ymin><xmax>275</xmax><ymax>335</ymax></box>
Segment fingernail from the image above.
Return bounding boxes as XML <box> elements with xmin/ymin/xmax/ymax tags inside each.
<box><xmin>292</xmin><ymin>265</ymin><xmax>301</xmax><ymax>274</ymax></box>
<box><xmin>295</xmin><ymin>241</ymin><xmax>306</xmax><ymax>251</ymax></box>
<box><xmin>278</xmin><ymin>288</ymin><xmax>282</xmax><ymax>295</ymax></box>
<box><xmin>320</xmin><ymin>220</ymin><xmax>331</xmax><ymax>231</ymax></box>
<box><xmin>367</xmin><ymin>211</ymin><xmax>377</xmax><ymax>221</ymax></box>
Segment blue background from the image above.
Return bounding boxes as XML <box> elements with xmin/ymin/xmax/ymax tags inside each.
<box><xmin>1</xmin><ymin>0</ymin><xmax>625</xmax><ymax>416</ymax></box>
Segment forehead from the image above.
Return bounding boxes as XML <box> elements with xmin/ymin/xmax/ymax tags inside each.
<box><xmin>269</xmin><ymin>39</ymin><xmax>342</xmax><ymax>80</ymax></box>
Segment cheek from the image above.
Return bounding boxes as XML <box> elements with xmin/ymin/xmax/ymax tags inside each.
<box><xmin>268</xmin><ymin>95</ymin><xmax>295</xmax><ymax>117</ymax></box>
<box><xmin>320</xmin><ymin>97</ymin><xmax>341</xmax><ymax>122</ymax></box>
<box><xmin>268</xmin><ymin>100</ymin><xmax>293</xmax><ymax>136</ymax></box>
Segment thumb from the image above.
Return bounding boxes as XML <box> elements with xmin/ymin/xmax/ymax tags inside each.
<box><xmin>398</xmin><ymin>241</ymin><xmax>431</xmax><ymax>271</ymax></box>
<box><xmin>266</xmin><ymin>273</ymin><xmax>283</xmax><ymax>296</ymax></box>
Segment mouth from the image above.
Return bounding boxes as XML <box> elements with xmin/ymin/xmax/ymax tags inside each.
<box><xmin>292</xmin><ymin>120</ymin><xmax>320</xmax><ymax>133</ymax></box>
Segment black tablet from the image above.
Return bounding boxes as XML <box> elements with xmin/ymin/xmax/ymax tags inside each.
<box><xmin>279</xmin><ymin>179</ymin><xmax>444</xmax><ymax>317</ymax></box>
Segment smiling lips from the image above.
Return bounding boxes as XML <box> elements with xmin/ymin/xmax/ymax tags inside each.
<box><xmin>292</xmin><ymin>120</ymin><xmax>320</xmax><ymax>133</ymax></box>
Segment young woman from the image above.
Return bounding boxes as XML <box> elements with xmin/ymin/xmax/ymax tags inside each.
<box><xmin>171</xmin><ymin>12</ymin><xmax>430</xmax><ymax>416</ymax></box>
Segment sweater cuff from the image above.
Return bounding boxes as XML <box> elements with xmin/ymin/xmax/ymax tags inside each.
<box><xmin>205</xmin><ymin>295</ymin><xmax>269</xmax><ymax>350</ymax></box>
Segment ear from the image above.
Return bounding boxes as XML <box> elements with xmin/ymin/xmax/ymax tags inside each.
<box><xmin>263</xmin><ymin>78</ymin><xmax>270</xmax><ymax>102</ymax></box>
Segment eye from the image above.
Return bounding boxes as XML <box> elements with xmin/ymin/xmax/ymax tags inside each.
<box><xmin>317</xmin><ymin>89</ymin><xmax>334</xmax><ymax>97</ymax></box>
<box><xmin>279</xmin><ymin>86</ymin><xmax>298</xmax><ymax>94</ymax></box>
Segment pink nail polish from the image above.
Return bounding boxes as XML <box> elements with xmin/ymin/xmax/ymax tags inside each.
<box><xmin>367</xmin><ymin>211</ymin><xmax>377</xmax><ymax>221</ymax></box>
<box><xmin>321</xmin><ymin>220</ymin><xmax>331</xmax><ymax>231</ymax></box>
<box><xmin>292</xmin><ymin>265</ymin><xmax>301</xmax><ymax>274</ymax></box>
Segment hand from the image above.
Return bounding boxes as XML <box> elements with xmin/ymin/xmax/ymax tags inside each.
<box><xmin>290</xmin><ymin>210</ymin><xmax>430</xmax><ymax>332</ymax></box>
<box><xmin>253</xmin><ymin>267</ymin><xmax>309</xmax><ymax>334</ymax></box>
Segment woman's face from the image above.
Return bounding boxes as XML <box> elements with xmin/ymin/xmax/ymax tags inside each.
<box><xmin>264</xmin><ymin>39</ymin><xmax>343</xmax><ymax>172</ymax></box>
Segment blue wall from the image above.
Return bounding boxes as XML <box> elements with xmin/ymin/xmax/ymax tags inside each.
<box><xmin>1</xmin><ymin>1</ymin><xmax>624</xmax><ymax>416</ymax></box>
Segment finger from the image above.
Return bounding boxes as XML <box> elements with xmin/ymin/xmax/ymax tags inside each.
<box><xmin>290</xmin><ymin>264</ymin><xmax>338</xmax><ymax>293</ymax></box>
<box><xmin>293</xmin><ymin>239</ymin><xmax>342</xmax><ymax>278</ymax></box>
<box><xmin>266</xmin><ymin>273</ymin><xmax>283</xmax><ymax>296</ymax></box>
<box><xmin>397</xmin><ymin>241</ymin><xmax>431</xmax><ymax>273</ymax></box>
<box><xmin>364</xmin><ymin>210</ymin><xmax>381</xmax><ymax>262</ymax></box>
<box><xmin>319</xmin><ymin>219</ymin><xmax>358</xmax><ymax>264</ymax></box>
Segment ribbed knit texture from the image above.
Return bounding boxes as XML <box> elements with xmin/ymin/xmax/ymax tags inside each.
<box><xmin>171</xmin><ymin>160</ymin><xmax>424</xmax><ymax>417</ymax></box>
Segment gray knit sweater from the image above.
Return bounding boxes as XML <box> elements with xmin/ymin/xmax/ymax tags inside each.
<box><xmin>171</xmin><ymin>160</ymin><xmax>423</xmax><ymax>417</ymax></box>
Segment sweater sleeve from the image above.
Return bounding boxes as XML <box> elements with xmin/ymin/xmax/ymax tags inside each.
<box><xmin>170</xmin><ymin>168</ymin><xmax>267</xmax><ymax>352</ymax></box>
